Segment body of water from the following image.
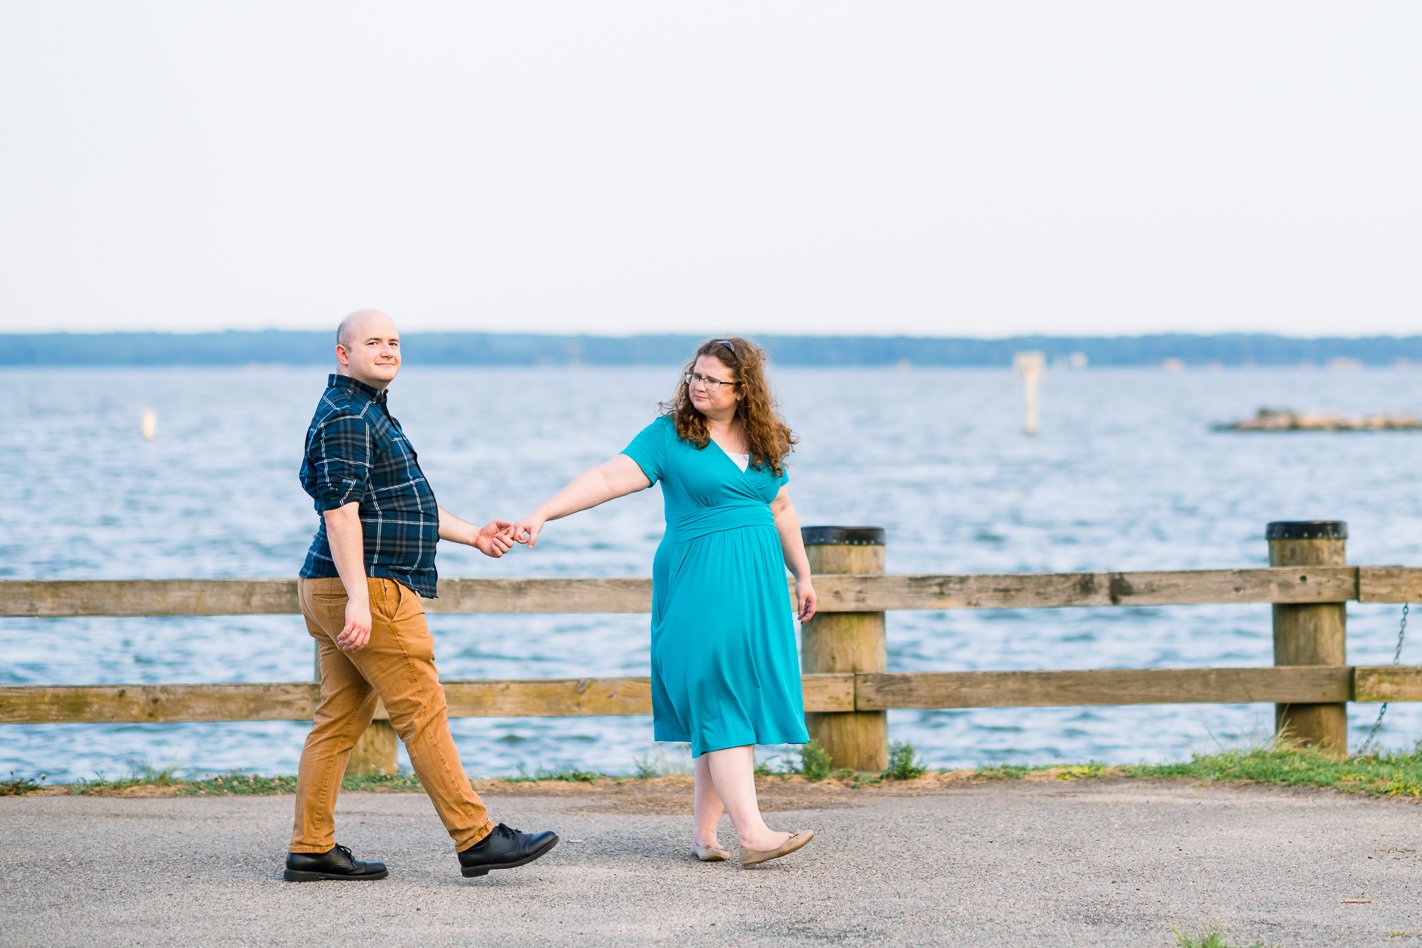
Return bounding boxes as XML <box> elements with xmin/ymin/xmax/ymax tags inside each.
<box><xmin>5</xmin><ymin>364</ymin><xmax>1422</xmax><ymax>781</ymax></box>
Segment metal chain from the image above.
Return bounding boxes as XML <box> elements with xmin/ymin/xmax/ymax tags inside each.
<box><xmin>1358</xmin><ymin>602</ymin><xmax>1408</xmax><ymax>756</ymax></box>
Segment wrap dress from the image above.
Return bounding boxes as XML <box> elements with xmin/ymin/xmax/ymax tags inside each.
<box><xmin>622</xmin><ymin>415</ymin><xmax>810</xmax><ymax>757</ymax></box>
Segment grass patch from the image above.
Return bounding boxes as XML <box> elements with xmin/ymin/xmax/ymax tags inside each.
<box><xmin>14</xmin><ymin>744</ymin><xmax>1422</xmax><ymax>798</ymax></box>
<box><xmin>753</xmin><ymin>758</ymin><xmax>780</xmax><ymax>777</ymax></box>
<box><xmin>1056</xmin><ymin>762</ymin><xmax>1111</xmax><ymax>780</ymax></box>
<box><xmin>1</xmin><ymin>771</ymin><xmax>47</xmax><ymax>796</ymax></box>
<box><xmin>510</xmin><ymin>765</ymin><xmax>599</xmax><ymax>784</ymax></box>
<box><xmin>633</xmin><ymin>745</ymin><xmax>694</xmax><ymax>778</ymax></box>
<box><xmin>57</xmin><ymin>771</ymin><xmax>428</xmax><ymax>796</ymax></box>
<box><xmin>67</xmin><ymin>763</ymin><xmax>182</xmax><ymax>794</ymax></box>
<box><xmin>155</xmin><ymin>774</ymin><xmax>303</xmax><ymax>796</ymax></box>
<box><xmin>1125</xmin><ymin>744</ymin><xmax>1422</xmax><ymax>797</ymax></box>
<box><xmin>975</xmin><ymin>764</ymin><xmax>1031</xmax><ymax>780</ymax></box>
<box><xmin>1171</xmin><ymin>924</ymin><xmax>1265</xmax><ymax>947</ymax></box>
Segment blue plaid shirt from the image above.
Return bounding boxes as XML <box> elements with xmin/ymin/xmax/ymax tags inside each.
<box><xmin>300</xmin><ymin>374</ymin><xmax>441</xmax><ymax>598</ymax></box>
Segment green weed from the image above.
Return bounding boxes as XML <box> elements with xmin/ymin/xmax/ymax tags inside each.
<box><xmin>798</xmin><ymin>740</ymin><xmax>833</xmax><ymax>781</ymax></box>
<box><xmin>884</xmin><ymin>741</ymin><xmax>927</xmax><ymax>780</ymax></box>
<box><xmin>0</xmin><ymin>771</ymin><xmax>46</xmax><ymax>796</ymax></box>
<box><xmin>1170</xmin><ymin>924</ymin><xmax>1265</xmax><ymax>947</ymax></box>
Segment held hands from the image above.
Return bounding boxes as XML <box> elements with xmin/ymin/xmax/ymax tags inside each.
<box><xmin>473</xmin><ymin>520</ymin><xmax>517</xmax><ymax>558</ymax></box>
<box><xmin>795</xmin><ymin>578</ymin><xmax>817</xmax><ymax>623</ymax></box>
<box><xmin>511</xmin><ymin>512</ymin><xmax>548</xmax><ymax>550</ymax></box>
<box><xmin>337</xmin><ymin>599</ymin><xmax>373</xmax><ymax>652</ymax></box>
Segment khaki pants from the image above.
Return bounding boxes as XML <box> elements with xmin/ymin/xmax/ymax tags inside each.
<box><xmin>290</xmin><ymin>576</ymin><xmax>494</xmax><ymax>853</ymax></box>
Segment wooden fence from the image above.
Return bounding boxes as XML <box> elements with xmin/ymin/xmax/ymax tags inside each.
<box><xmin>4</xmin><ymin>521</ymin><xmax>1422</xmax><ymax>775</ymax></box>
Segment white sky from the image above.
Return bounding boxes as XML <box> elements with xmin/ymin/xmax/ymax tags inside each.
<box><xmin>1</xmin><ymin>2</ymin><xmax>1417</xmax><ymax>337</ymax></box>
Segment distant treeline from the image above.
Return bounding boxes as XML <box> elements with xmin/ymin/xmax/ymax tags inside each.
<box><xmin>4</xmin><ymin>331</ymin><xmax>1420</xmax><ymax>367</ymax></box>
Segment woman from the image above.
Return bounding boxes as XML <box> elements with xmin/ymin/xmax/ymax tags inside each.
<box><xmin>513</xmin><ymin>337</ymin><xmax>817</xmax><ymax>868</ymax></box>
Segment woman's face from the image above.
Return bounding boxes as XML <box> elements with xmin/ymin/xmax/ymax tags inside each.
<box><xmin>688</xmin><ymin>354</ymin><xmax>741</xmax><ymax>419</ymax></box>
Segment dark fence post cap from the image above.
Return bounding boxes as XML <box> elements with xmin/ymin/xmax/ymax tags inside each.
<box><xmin>801</xmin><ymin>526</ymin><xmax>886</xmax><ymax>547</ymax></box>
<box><xmin>1266</xmin><ymin>521</ymin><xmax>1348</xmax><ymax>541</ymax></box>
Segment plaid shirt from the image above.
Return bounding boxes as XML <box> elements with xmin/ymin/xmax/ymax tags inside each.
<box><xmin>299</xmin><ymin>374</ymin><xmax>441</xmax><ymax>598</ymax></box>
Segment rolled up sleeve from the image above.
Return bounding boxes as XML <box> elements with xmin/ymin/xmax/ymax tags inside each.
<box><xmin>308</xmin><ymin>412</ymin><xmax>373</xmax><ymax>511</ymax></box>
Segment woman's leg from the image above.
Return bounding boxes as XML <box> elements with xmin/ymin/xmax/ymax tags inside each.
<box><xmin>703</xmin><ymin>745</ymin><xmax>791</xmax><ymax>851</ymax></box>
<box><xmin>692</xmin><ymin>755</ymin><xmax>727</xmax><ymax>847</ymax></box>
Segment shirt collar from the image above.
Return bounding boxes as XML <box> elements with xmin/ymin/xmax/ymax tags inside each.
<box><xmin>327</xmin><ymin>373</ymin><xmax>389</xmax><ymax>405</ymax></box>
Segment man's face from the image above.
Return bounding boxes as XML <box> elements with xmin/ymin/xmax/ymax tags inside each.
<box><xmin>336</xmin><ymin>314</ymin><xmax>401</xmax><ymax>390</ymax></box>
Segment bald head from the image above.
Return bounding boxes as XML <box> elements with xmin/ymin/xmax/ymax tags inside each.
<box><xmin>335</xmin><ymin>309</ymin><xmax>402</xmax><ymax>390</ymax></box>
<box><xmin>337</xmin><ymin>309</ymin><xmax>397</xmax><ymax>348</ymax></box>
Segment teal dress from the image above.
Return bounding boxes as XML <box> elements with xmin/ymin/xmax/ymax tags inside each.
<box><xmin>622</xmin><ymin>416</ymin><xmax>810</xmax><ymax>757</ymax></box>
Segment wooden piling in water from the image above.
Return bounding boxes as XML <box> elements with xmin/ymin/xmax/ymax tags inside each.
<box><xmin>800</xmin><ymin>526</ymin><xmax>888</xmax><ymax>771</ymax></box>
<box><xmin>1268</xmin><ymin>520</ymin><xmax>1349</xmax><ymax>755</ymax></box>
<box><xmin>1013</xmin><ymin>351</ymin><xmax>1045</xmax><ymax>435</ymax></box>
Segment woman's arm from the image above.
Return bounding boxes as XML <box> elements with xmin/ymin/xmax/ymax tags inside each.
<box><xmin>770</xmin><ymin>485</ymin><xmax>817</xmax><ymax>621</ymax></box>
<box><xmin>514</xmin><ymin>454</ymin><xmax>652</xmax><ymax>549</ymax></box>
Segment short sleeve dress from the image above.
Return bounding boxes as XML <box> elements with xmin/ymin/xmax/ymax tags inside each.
<box><xmin>622</xmin><ymin>415</ymin><xmax>810</xmax><ymax>757</ymax></box>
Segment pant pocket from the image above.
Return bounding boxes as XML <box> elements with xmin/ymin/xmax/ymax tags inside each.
<box><xmin>369</xmin><ymin>577</ymin><xmax>398</xmax><ymax>622</ymax></box>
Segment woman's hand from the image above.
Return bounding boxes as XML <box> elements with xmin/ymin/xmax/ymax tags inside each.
<box><xmin>794</xmin><ymin>577</ymin><xmax>817</xmax><ymax>622</ymax></box>
<box><xmin>473</xmin><ymin>520</ymin><xmax>515</xmax><ymax>558</ymax></box>
<box><xmin>513</xmin><ymin>512</ymin><xmax>548</xmax><ymax>550</ymax></box>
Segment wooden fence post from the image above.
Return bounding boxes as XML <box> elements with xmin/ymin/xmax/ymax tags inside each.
<box><xmin>1267</xmin><ymin>520</ymin><xmax>1349</xmax><ymax>756</ymax></box>
<box><xmin>800</xmin><ymin>526</ymin><xmax>888</xmax><ymax>772</ymax></box>
<box><xmin>315</xmin><ymin>643</ymin><xmax>399</xmax><ymax>777</ymax></box>
<box><xmin>348</xmin><ymin>711</ymin><xmax>398</xmax><ymax>776</ymax></box>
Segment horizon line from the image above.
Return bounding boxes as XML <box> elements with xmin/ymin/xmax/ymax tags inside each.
<box><xmin>8</xmin><ymin>329</ymin><xmax>1422</xmax><ymax>342</ymax></box>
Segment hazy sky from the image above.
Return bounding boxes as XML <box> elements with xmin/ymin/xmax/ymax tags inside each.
<box><xmin>2</xmin><ymin>2</ymin><xmax>1417</xmax><ymax>337</ymax></box>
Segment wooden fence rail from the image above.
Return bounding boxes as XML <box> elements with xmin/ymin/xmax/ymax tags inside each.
<box><xmin>6</xmin><ymin>667</ymin><xmax>1422</xmax><ymax>727</ymax></box>
<box><xmin>2</xmin><ymin>521</ymin><xmax>1419</xmax><ymax>774</ymax></box>
<box><xmin>10</xmin><ymin>565</ymin><xmax>1422</xmax><ymax>618</ymax></box>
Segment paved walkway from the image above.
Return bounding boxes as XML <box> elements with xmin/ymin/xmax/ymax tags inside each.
<box><xmin>2</xmin><ymin>780</ymin><xmax>1419</xmax><ymax>946</ymax></box>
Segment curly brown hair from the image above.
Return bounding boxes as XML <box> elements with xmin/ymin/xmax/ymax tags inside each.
<box><xmin>660</xmin><ymin>336</ymin><xmax>798</xmax><ymax>477</ymax></box>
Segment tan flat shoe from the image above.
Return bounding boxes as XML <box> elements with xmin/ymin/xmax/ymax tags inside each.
<box><xmin>741</xmin><ymin>830</ymin><xmax>814</xmax><ymax>868</ymax></box>
<box><xmin>691</xmin><ymin>842</ymin><xmax>731</xmax><ymax>862</ymax></box>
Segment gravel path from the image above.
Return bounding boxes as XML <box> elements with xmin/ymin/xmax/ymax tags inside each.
<box><xmin>2</xmin><ymin>780</ymin><xmax>1419</xmax><ymax>946</ymax></box>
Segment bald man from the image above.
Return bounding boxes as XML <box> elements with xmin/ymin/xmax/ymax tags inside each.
<box><xmin>286</xmin><ymin>310</ymin><xmax>557</xmax><ymax>882</ymax></box>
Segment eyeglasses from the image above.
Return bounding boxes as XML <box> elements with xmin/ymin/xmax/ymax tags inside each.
<box><xmin>711</xmin><ymin>338</ymin><xmax>737</xmax><ymax>355</ymax></box>
<box><xmin>685</xmin><ymin>372</ymin><xmax>739</xmax><ymax>391</ymax></box>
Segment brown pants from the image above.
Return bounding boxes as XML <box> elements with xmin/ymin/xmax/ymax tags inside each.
<box><xmin>290</xmin><ymin>576</ymin><xmax>494</xmax><ymax>853</ymax></box>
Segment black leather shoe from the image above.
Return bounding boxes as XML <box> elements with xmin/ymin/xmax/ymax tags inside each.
<box><xmin>457</xmin><ymin>823</ymin><xmax>559</xmax><ymax>877</ymax></box>
<box><xmin>284</xmin><ymin>844</ymin><xmax>388</xmax><ymax>882</ymax></box>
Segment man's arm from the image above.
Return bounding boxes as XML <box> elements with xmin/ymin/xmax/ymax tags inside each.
<box><xmin>438</xmin><ymin>507</ymin><xmax>515</xmax><ymax>558</ymax></box>
<box><xmin>324</xmin><ymin>502</ymin><xmax>373</xmax><ymax>651</ymax></box>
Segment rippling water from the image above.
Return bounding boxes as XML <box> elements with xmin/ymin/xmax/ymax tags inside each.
<box><xmin>6</xmin><ymin>364</ymin><xmax>1422</xmax><ymax>781</ymax></box>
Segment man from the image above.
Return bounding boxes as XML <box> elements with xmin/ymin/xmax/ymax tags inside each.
<box><xmin>285</xmin><ymin>309</ymin><xmax>557</xmax><ymax>882</ymax></box>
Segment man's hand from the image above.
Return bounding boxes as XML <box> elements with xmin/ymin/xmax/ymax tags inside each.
<box><xmin>473</xmin><ymin>520</ymin><xmax>515</xmax><ymax>558</ymax></box>
<box><xmin>337</xmin><ymin>599</ymin><xmax>373</xmax><ymax>651</ymax></box>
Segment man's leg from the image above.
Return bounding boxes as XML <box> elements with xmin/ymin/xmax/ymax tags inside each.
<box><xmin>290</xmin><ymin>577</ymin><xmax>380</xmax><ymax>853</ymax></box>
<box><xmin>347</xmin><ymin>579</ymin><xmax>558</xmax><ymax>875</ymax></box>
<box><xmin>344</xmin><ymin>578</ymin><xmax>495</xmax><ymax>851</ymax></box>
